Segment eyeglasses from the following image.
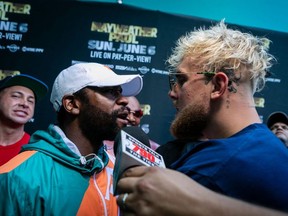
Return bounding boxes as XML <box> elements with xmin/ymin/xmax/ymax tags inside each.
<box><xmin>169</xmin><ymin>71</ymin><xmax>215</xmax><ymax>91</ymax></box>
<box><xmin>127</xmin><ymin>107</ymin><xmax>144</xmax><ymax>118</ymax></box>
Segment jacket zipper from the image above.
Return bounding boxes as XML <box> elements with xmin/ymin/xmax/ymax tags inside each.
<box><xmin>93</xmin><ymin>172</ymin><xmax>108</xmax><ymax>216</ymax></box>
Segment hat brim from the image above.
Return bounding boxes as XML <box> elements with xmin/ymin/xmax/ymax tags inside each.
<box><xmin>267</xmin><ymin>112</ymin><xmax>288</xmax><ymax>128</ymax></box>
<box><xmin>89</xmin><ymin>74</ymin><xmax>143</xmax><ymax>97</ymax></box>
<box><xmin>119</xmin><ymin>75</ymin><xmax>143</xmax><ymax>96</ymax></box>
<box><xmin>0</xmin><ymin>74</ymin><xmax>48</xmax><ymax>101</ymax></box>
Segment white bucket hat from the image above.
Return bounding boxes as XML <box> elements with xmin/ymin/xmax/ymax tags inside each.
<box><xmin>50</xmin><ymin>62</ymin><xmax>143</xmax><ymax>111</ymax></box>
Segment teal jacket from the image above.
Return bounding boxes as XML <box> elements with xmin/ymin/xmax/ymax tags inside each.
<box><xmin>0</xmin><ymin>124</ymin><xmax>118</xmax><ymax>216</ymax></box>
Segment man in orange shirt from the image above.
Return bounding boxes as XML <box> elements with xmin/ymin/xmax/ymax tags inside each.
<box><xmin>0</xmin><ymin>62</ymin><xmax>143</xmax><ymax>215</ymax></box>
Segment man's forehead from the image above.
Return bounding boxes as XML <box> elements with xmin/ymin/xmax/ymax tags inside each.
<box><xmin>127</xmin><ymin>101</ymin><xmax>140</xmax><ymax>110</ymax></box>
<box><xmin>1</xmin><ymin>85</ymin><xmax>35</xmax><ymax>96</ymax></box>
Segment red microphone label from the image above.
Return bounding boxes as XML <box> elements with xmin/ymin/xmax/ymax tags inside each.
<box><xmin>124</xmin><ymin>133</ymin><xmax>163</xmax><ymax>167</ymax></box>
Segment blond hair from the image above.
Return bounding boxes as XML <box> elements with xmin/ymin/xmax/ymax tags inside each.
<box><xmin>167</xmin><ymin>20</ymin><xmax>275</xmax><ymax>93</ymax></box>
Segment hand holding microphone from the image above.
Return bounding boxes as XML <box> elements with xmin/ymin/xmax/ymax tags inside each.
<box><xmin>113</xmin><ymin>126</ymin><xmax>165</xmax><ymax>195</ymax></box>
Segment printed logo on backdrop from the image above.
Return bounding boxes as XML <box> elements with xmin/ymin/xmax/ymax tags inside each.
<box><xmin>0</xmin><ymin>1</ymin><xmax>44</xmax><ymax>53</ymax></box>
<box><xmin>0</xmin><ymin>69</ymin><xmax>20</xmax><ymax>80</ymax></box>
<box><xmin>140</xmin><ymin>103</ymin><xmax>151</xmax><ymax>134</ymax></box>
<box><xmin>265</xmin><ymin>77</ymin><xmax>281</xmax><ymax>83</ymax></box>
<box><xmin>89</xmin><ymin>22</ymin><xmax>157</xmax><ymax>63</ymax></box>
<box><xmin>254</xmin><ymin>97</ymin><xmax>265</xmax><ymax>108</ymax></box>
<box><xmin>87</xmin><ymin>22</ymin><xmax>170</xmax><ymax>76</ymax></box>
<box><xmin>252</xmin><ymin>75</ymin><xmax>282</xmax><ymax>111</ymax></box>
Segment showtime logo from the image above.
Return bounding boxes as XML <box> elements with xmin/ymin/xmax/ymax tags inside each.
<box><xmin>22</xmin><ymin>46</ymin><xmax>44</xmax><ymax>53</ymax></box>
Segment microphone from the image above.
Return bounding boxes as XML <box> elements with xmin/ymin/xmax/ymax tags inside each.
<box><xmin>113</xmin><ymin>126</ymin><xmax>166</xmax><ymax>195</ymax></box>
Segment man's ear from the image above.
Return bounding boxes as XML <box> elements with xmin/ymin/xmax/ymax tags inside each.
<box><xmin>211</xmin><ymin>72</ymin><xmax>229</xmax><ymax>99</ymax></box>
<box><xmin>62</xmin><ymin>95</ymin><xmax>80</xmax><ymax>115</ymax></box>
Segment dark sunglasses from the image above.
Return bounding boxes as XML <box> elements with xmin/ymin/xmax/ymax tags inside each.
<box><xmin>127</xmin><ymin>107</ymin><xmax>144</xmax><ymax>118</ymax></box>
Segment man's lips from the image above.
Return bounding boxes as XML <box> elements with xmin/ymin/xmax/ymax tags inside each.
<box><xmin>117</xmin><ymin>118</ymin><xmax>129</xmax><ymax>125</ymax></box>
<box><xmin>117</xmin><ymin>110</ymin><xmax>129</xmax><ymax>125</ymax></box>
<box><xmin>171</xmin><ymin>100</ymin><xmax>180</xmax><ymax>111</ymax></box>
<box><xmin>14</xmin><ymin>110</ymin><xmax>29</xmax><ymax>117</ymax></box>
<box><xmin>275</xmin><ymin>131</ymin><xmax>284</xmax><ymax>136</ymax></box>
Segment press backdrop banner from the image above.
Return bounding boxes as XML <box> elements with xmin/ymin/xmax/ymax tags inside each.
<box><xmin>1</xmin><ymin>1</ymin><xmax>288</xmax><ymax>144</ymax></box>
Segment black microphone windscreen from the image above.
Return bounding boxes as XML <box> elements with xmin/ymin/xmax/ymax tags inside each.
<box><xmin>113</xmin><ymin>126</ymin><xmax>165</xmax><ymax>195</ymax></box>
<box><xmin>114</xmin><ymin>126</ymin><xmax>150</xmax><ymax>155</ymax></box>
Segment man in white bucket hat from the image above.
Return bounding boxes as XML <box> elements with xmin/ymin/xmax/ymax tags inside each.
<box><xmin>0</xmin><ymin>62</ymin><xmax>143</xmax><ymax>215</ymax></box>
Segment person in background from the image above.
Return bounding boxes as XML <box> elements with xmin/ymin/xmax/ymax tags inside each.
<box><xmin>0</xmin><ymin>74</ymin><xmax>48</xmax><ymax>166</ymax></box>
<box><xmin>104</xmin><ymin>96</ymin><xmax>159</xmax><ymax>159</ymax></box>
<box><xmin>117</xmin><ymin>21</ymin><xmax>288</xmax><ymax>213</ymax></box>
<box><xmin>126</xmin><ymin>96</ymin><xmax>160</xmax><ymax>151</ymax></box>
<box><xmin>126</xmin><ymin>96</ymin><xmax>143</xmax><ymax>126</ymax></box>
<box><xmin>0</xmin><ymin>62</ymin><xmax>143</xmax><ymax>215</ymax></box>
<box><xmin>267</xmin><ymin>111</ymin><xmax>288</xmax><ymax>147</ymax></box>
